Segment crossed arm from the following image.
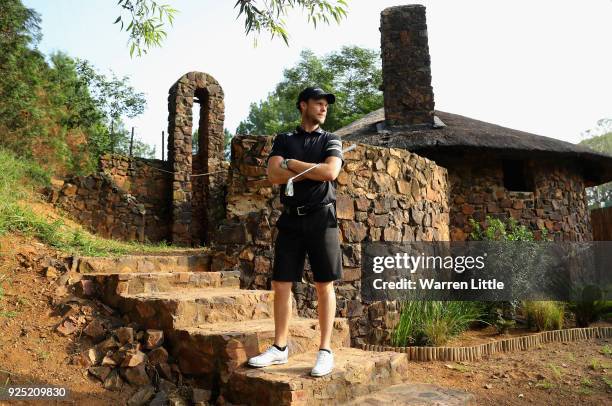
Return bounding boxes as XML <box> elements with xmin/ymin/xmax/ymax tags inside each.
<box><xmin>267</xmin><ymin>156</ymin><xmax>343</xmax><ymax>185</ymax></box>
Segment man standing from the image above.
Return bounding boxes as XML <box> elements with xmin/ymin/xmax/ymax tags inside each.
<box><xmin>247</xmin><ymin>87</ymin><xmax>344</xmax><ymax>377</ymax></box>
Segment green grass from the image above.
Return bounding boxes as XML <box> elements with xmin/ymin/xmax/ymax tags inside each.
<box><xmin>535</xmin><ymin>380</ymin><xmax>556</xmax><ymax>390</ymax></box>
<box><xmin>548</xmin><ymin>363</ymin><xmax>562</xmax><ymax>380</ymax></box>
<box><xmin>601</xmin><ymin>345</ymin><xmax>612</xmax><ymax>357</ymax></box>
<box><xmin>523</xmin><ymin>301</ymin><xmax>564</xmax><ymax>331</ymax></box>
<box><xmin>391</xmin><ymin>301</ymin><xmax>485</xmax><ymax>346</ymax></box>
<box><xmin>0</xmin><ymin>147</ymin><xmax>194</xmax><ymax>257</ymax></box>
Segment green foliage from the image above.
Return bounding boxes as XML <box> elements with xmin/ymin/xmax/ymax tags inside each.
<box><xmin>579</xmin><ymin>120</ymin><xmax>612</xmax><ymax>208</ymax></box>
<box><xmin>468</xmin><ymin>215</ymin><xmax>547</xmax><ymax>242</ymax></box>
<box><xmin>523</xmin><ymin>301</ymin><xmax>564</xmax><ymax>331</ymax></box>
<box><xmin>468</xmin><ymin>215</ymin><xmax>550</xmax><ymax>325</ymax></box>
<box><xmin>391</xmin><ymin>301</ymin><xmax>485</xmax><ymax>347</ymax></box>
<box><xmin>114</xmin><ymin>1</ymin><xmax>350</xmax><ymax>56</ymax></box>
<box><xmin>114</xmin><ymin>0</ymin><xmax>178</xmax><ymax>58</ymax></box>
<box><xmin>567</xmin><ymin>285</ymin><xmax>611</xmax><ymax>327</ymax></box>
<box><xmin>0</xmin><ymin>0</ymin><xmax>150</xmax><ymax>175</ymax></box>
<box><xmin>236</xmin><ymin>46</ymin><xmax>383</xmax><ymax>135</ymax></box>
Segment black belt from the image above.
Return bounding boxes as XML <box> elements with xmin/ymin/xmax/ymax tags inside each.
<box><xmin>283</xmin><ymin>202</ymin><xmax>334</xmax><ymax>217</ymax></box>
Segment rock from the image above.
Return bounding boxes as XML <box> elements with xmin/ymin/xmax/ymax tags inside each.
<box><xmin>127</xmin><ymin>385</ymin><xmax>156</xmax><ymax>406</ymax></box>
<box><xmin>145</xmin><ymin>330</ymin><xmax>164</xmax><ymax>349</ymax></box>
<box><xmin>88</xmin><ymin>366</ymin><xmax>112</xmax><ymax>382</ymax></box>
<box><xmin>103</xmin><ymin>370</ymin><xmax>124</xmax><ymax>391</ymax></box>
<box><xmin>168</xmin><ymin>393</ymin><xmax>189</xmax><ymax>406</ymax></box>
<box><xmin>121</xmin><ymin>350</ymin><xmax>147</xmax><ymax>367</ymax></box>
<box><xmin>147</xmin><ymin>347</ymin><xmax>168</xmax><ymax>365</ymax></box>
<box><xmin>45</xmin><ymin>266</ymin><xmax>59</xmax><ymax>279</ymax></box>
<box><xmin>115</xmin><ymin>327</ymin><xmax>134</xmax><ymax>345</ymax></box>
<box><xmin>97</xmin><ymin>336</ymin><xmax>120</xmax><ymax>352</ymax></box>
<box><xmin>149</xmin><ymin>391</ymin><xmax>169</xmax><ymax>406</ymax></box>
<box><xmin>484</xmin><ymin>383</ymin><xmax>493</xmax><ymax>389</ymax></box>
<box><xmin>156</xmin><ymin>362</ymin><xmax>173</xmax><ymax>381</ymax></box>
<box><xmin>101</xmin><ymin>353</ymin><xmax>117</xmax><ymax>367</ymax></box>
<box><xmin>158</xmin><ymin>378</ymin><xmax>176</xmax><ymax>394</ymax></box>
<box><xmin>77</xmin><ymin>348</ymin><xmax>102</xmax><ymax>367</ymax></box>
<box><xmin>336</xmin><ymin>195</ymin><xmax>354</xmax><ymax>220</ymax></box>
<box><xmin>192</xmin><ymin>388</ymin><xmax>212</xmax><ymax>403</ymax></box>
<box><xmin>122</xmin><ymin>364</ymin><xmax>150</xmax><ymax>385</ymax></box>
<box><xmin>83</xmin><ymin>319</ymin><xmax>106</xmax><ymax>341</ymax></box>
<box><xmin>56</xmin><ymin>319</ymin><xmax>77</xmax><ymax>336</ymax></box>
<box><xmin>77</xmin><ymin>279</ymin><xmax>96</xmax><ymax>296</ymax></box>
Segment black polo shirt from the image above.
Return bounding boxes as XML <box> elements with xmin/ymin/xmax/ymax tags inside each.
<box><xmin>267</xmin><ymin>125</ymin><xmax>345</xmax><ymax>208</ymax></box>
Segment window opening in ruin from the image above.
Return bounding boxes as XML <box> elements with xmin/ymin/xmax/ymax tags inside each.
<box><xmin>192</xmin><ymin>97</ymin><xmax>201</xmax><ymax>156</ymax></box>
<box><xmin>502</xmin><ymin>159</ymin><xmax>534</xmax><ymax>192</ymax></box>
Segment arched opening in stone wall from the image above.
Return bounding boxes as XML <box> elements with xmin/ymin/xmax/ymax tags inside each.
<box><xmin>191</xmin><ymin>88</ymin><xmax>211</xmax><ymax>246</ymax></box>
<box><xmin>167</xmin><ymin>72</ymin><xmax>226</xmax><ymax>247</ymax></box>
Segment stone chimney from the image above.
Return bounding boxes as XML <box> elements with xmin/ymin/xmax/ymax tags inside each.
<box><xmin>380</xmin><ymin>5</ymin><xmax>435</xmax><ymax>127</ymax></box>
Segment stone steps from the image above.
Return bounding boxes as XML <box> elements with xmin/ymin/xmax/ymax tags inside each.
<box><xmin>77</xmin><ymin>253</ymin><xmax>212</xmax><ymax>274</ymax></box>
<box><xmin>80</xmin><ymin>255</ymin><xmax>471</xmax><ymax>404</ymax></box>
<box><xmin>113</xmin><ymin>287</ymin><xmax>293</xmax><ymax>330</ymax></box>
<box><xmin>221</xmin><ymin>347</ymin><xmax>412</xmax><ymax>406</ymax></box>
<box><xmin>168</xmin><ymin>317</ymin><xmax>351</xmax><ymax>384</ymax></box>
<box><xmin>86</xmin><ymin>270</ymin><xmax>240</xmax><ymax>297</ymax></box>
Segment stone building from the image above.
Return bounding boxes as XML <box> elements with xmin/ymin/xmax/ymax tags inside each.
<box><xmin>336</xmin><ymin>4</ymin><xmax>612</xmax><ymax>242</ymax></box>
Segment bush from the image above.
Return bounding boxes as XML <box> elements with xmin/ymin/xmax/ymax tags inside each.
<box><xmin>523</xmin><ymin>301</ymin><xmax>564</xmax><ymax>331</ymax></box>
<box><xmin>391</xmin><ymin>301</ymin><xmax>485</xmax><ymax>347</ymax></box>
<box><xmin>568</xmin><ymin>285</ymin><xmax>612</xmax><ymax>327</ymax></box>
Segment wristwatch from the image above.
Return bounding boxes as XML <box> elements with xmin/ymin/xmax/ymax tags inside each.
<box><xmin>281</xmin><ymin>158</ymin><xmax>291</xmax><ymax>169</ymax></box>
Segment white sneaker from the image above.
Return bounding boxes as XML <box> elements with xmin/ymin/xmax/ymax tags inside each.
<box><xmin>247</xmin><ymin>345</ymin><xmax>288</xmax><ymax>367</ymax></box>
<box><xmin>310</xmin><ymin>349</ymin><xmax>334</xmax><ymax>377</ymax></box>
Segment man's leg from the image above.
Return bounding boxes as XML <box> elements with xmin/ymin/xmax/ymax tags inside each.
<box><xmin>314</xmin><ymin>281</ymin><xmax>336</xmax><ymax>350</ymax></box>
<box><xmin>272</xmin><ymin>280</ymin><xmax>293</xmax><ymax>347</ymax></box>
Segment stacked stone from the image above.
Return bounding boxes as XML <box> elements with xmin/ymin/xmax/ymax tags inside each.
<box><xmin>212</xmin><ymin>135</ymin><xmax>450</xmax><ymax>345</ymax></box>
<box><xmin>448</xmin><ymin>157</ymin><xmax>592</xmax><ymax>242</ymax></box>
<box><xmin>50</xmin><ymin>172</ymin><xmax>146</xmax><ymax>242</ymax></box>
<box><xmin>381</xmin><ymin>5</ymin><xmax>435</xmax><ymax>126</ymax></box>
<box><xmin>167</xmin><ymin>71</ymin><xmax>225</xmax><ymax>246</ymax></box>
<box><xmin>99</xmin><ymin>154</ymin><xmax>172</xmax><ymax>242</ymax></box>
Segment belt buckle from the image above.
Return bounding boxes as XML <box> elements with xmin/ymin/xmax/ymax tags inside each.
<box><xmin>297</xmin><ymin>205</ymin><xmax>307</xmax><ymax>216</ymax></box>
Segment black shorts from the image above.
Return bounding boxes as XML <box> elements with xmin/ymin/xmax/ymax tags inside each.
<box><xmin>272</xmin><ymin>204</ymin><xmax>343</xmax><ymax>283</ymax></box>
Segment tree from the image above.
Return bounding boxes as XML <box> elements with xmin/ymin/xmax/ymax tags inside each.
<box><xmin>579</xmin><ymin>118</ymin><xmax>612</xmax><ymax>208</ymax></box>
<box><xmin>114</xmin><ymin>0</ymin><xmax>350</xmax><ymax>57</ymax></box>
<box><xmin>236</xmin><ymin>46</ymin><xmax>382</xmax><ymax>135</ymax></box>
<box><xmin>75</xmin><ymin>60</ymin><xmax>147</xmax><ymax>154</ymax></box>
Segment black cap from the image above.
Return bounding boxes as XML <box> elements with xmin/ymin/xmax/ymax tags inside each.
<box><xmin>296</xmin><ymin>87</ymin><xmax>336</xmax><ymax>110</ymax></box>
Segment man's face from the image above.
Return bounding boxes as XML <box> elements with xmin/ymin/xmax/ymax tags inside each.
<box><xmin>301</xmin><ymin>98</ymin><xmax>329</xmax><ymax>124</ymax></box>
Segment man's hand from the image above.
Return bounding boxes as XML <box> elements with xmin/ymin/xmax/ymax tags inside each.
<box><xmin>267</xmin><ymin>156</ymin><xmax>300</xmax><ymax>185</ymax></box>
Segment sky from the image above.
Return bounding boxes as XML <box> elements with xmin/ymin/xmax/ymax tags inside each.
<box><xmin>23</xmin><ymin>0</ymin><xmax>612</xmax><ymax>159</ymax></box>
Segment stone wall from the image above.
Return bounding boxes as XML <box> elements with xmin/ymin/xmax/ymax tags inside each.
<box><xmin>49</xmin><ymin>171</ymin><xmax>148</xmax><ymax>242</ymax></box>
<box><xmin>99</xmin><ymin>154</ymin><xmax>172</xmax><ymax>242</ymax></box>
<box><xmin>434</xmin><ymin>153</ymin><xmax>593</xmax><ymax>242</ymax></box>
<box><xmin>212</xmin><ymin>135</ymin><xmax>450</xmax><ymax>345</ymax></box>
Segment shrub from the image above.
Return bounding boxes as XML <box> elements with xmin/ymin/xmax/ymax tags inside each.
<box><xmin>568</xmin><ymin>285</ymin><xmax>611</xmax><ymax>327</ymax></box>
<box><xmin>523</xmin><ymin>301</ymin><xmax>564</xmax><ymax>331</ymax></box>
<box><xmin>391</xmin><ymin>301</ymin><xmax>485</xmax><ymax>347</ymax></box>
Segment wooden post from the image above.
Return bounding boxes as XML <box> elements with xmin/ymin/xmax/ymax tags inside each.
<box><xmin>129</xmin><ymin>126</ymin><xmax>134</xmax><ymax>158</ymax></box>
